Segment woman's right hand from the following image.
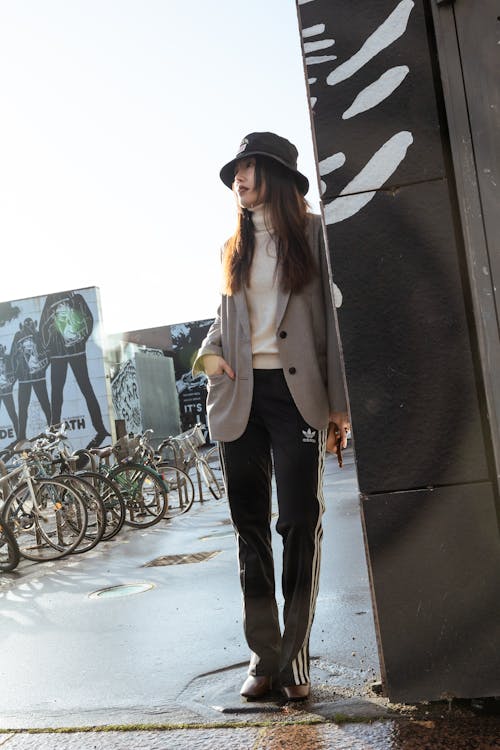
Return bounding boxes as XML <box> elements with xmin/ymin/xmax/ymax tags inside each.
<box><xmin>202</xmin><ymin>354</ymin><xmax>235</xmax><ymax>380</ymax></box>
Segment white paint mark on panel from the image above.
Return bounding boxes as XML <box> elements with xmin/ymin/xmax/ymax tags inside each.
<box><xmin>342</xmin><ymin>66</ymin><xmax>409</xmax><ymax>119</ymax></box>
<box><xmin>319</xmin><ymin>152</ymin><xmax>346</xmax><ymax>175</ymax></box>
<box><xmin>324</xmin><ymin>131</ymin><xmax>414</xmax><ymax>224</ymax></box>
<box><xmin>341</xmin><ymin>131</ymin><xmax>413</xmax><ymax>193</ymax></box>
<box><xmin>308</xmin><ymin>77</ymin><xmax>318</xmax><ymax>85</ymax></box>
<box><xmin>310</xmin><ymin>97</ymin><xmax>318</xmax><ymax>108</ymax></box>
<box><xmin>304</xmin><ymin>39</ymin><xmax>335</xmax><ymax>53</ymax></box>
<box><xmin>306</xmin><ymin>55</ymin><xmax>338</xmax><ymax>65</ymax></box>
<box><xmin>332</xmin><ymin>283</ymin><xmax>343</xmax><ymax>308</ymax></box>
<box><xmin>326</xmin><ymin>192</ymin><xmax>377</xmax><ymax>224</ymax></box>
<box><xmin>327</xmin><ymin>0</ymin><xmax>414</xmax><ymax>86</ymax></box>
<box><xmin>302</xmin><ymin>24</ymin><xmax>325</xmax><ymax>38</ymax></box>
<box><xmin>298</xmin><ymin>0</ymin><xmax>316</xmax><ymax>5</ymax></box>
<box><xmin>320</xmin><ymin>180</ymin><xmax>327</xmax><ymax>195</ymax></box>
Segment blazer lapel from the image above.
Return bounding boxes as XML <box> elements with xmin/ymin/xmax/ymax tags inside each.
<box><xmin>275</xmin><ymin>287</ymin><xmax>291</xmax><ymax>331</ymax></box>
<box><xmin>233</xmin><ymin>289</ymin><xmax>251</xmax><ymax>339</ymax></box>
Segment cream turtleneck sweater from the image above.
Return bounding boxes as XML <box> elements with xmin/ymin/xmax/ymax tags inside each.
<box><xmin>245</xmin><ymin>205</ymin><xmax>282</xmax><ymax>369</ymax></box>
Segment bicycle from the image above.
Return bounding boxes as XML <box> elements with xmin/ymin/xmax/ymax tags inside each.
<box><xmin>72</xmin><ymin>431</ymin><xmax>170</xmax><ymax>529</ymax></box>
<box><xmin>1</xmin><ymin>442</ymin><xmax>88</xmax><ymax>562</ymax></box>
<box><xmin>0</xmin><ymin>517</ymin><xmax>20</xmax><ymax>572</ymax></box>
<box><xmin>11</xmin><ymin>426</ymin><xmax>108</xmax><ymax>556</ymax></box>
<box><xmin>46</xmin><ymin>425</ymin><xmax>127</xmax><ymax>542</ymax></box>
<box><xmin>204</xmin><ymin>444</ymin><xmax>224</xmax><ymax>487</ymax></box>
<box><xmin>158</xmin><ymin>424</ymin><xmax>224</xmax><ymax>501</ymax></box>
<box><xmin>112</xmin><ymin>430</ymin><xmax>196</xmax><ymax>521</ymax></box>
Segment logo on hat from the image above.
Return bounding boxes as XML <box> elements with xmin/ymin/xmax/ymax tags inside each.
<box><xmin>236</xmin><ymin>138</ymin><xmax>249</xmax><ymax>155</ymax></box>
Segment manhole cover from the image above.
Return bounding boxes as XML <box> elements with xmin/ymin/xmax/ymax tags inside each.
<box><xmin>144</xmin><ymin>550</ymin><xmax>221</xmax><ymax>567</ymax></box>
<box><xmin>89</xmin><ymin>582</ymin><xmax>155</xmax><ymax>599</ymax></box>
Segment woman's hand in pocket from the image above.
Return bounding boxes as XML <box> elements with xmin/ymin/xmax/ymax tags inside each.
<box><xmin>202</xmin><ymin>355</ymin><xmax>235</xmax><ymax>380</ymax></box>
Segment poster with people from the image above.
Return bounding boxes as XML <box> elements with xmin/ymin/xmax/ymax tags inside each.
<box><xmin>0</xmin><ymin>286</ymin><xmax>112</xmax><ymax>452</ymax></box>
<box><xmin>170</xmin><ymin>318</ymin><xmax>214</xmax><ymax>434</ymax></box>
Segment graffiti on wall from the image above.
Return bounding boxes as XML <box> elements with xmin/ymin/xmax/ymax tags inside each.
<box><xmin>0</xmin><ymin>288</ymin><xmax>111</xmax><ymax>451</ymax></box>
<box><xmin>299</xmin><ymin>0</ymin><xmax>415</xmax><ymax>307</ymax></box>
<box><xmin>110</xmin><ymin>358</ymin><xmax>142</xmax><ymax>434</ymax></box>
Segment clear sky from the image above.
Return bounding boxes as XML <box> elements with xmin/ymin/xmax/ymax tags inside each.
<box><xmin>0</xmin><ymin>0</ymin><xmax>320</xmax><ymax>334</ymax></box>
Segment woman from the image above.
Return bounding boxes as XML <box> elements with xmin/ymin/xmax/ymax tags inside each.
<box><xmin>193</xmin><ymin>132</ymin><xmax>350</xmax><ymax>701</ymax></box>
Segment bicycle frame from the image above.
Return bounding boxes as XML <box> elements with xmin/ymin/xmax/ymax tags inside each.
<box><xmin>159</xmin><ymin>424</ymin><xmax>222</xmax><ymax>501</ymax></box>
<box><xmin>1</xmin><ymin>452</ymin><xmax>82</xmax><ymax>551</ymax></box>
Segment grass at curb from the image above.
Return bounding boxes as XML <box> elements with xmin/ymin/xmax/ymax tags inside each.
<box><xmin>0</xmin><ymin>715</ymin><xmax>385</xmax><ymax>734</ymax></box>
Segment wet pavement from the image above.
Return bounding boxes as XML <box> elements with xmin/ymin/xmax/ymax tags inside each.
<box><xmin>0</xmin><ymin>717</ymin><xmax>499</xmax><ymax>748</ymax></box>
<box><xmin>1</xmin><ymin>448</ymin><xmax>499</xmax><ymax>747</ymax></box>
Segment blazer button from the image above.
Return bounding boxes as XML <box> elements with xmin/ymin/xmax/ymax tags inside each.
<box><xmin>289</xmin><ymin>367</ymin><xmax>296</xmax><ymax>374</ymax></box>
<box><xmin>279</xmin><ymin>331</ymin><xmax>287</xmax><ymax>339</ymax></box>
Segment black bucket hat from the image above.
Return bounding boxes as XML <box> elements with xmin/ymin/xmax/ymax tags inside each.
<box><xmin>220</xmin><ymin>132</ymin><xmax>309</xmax><ymax>195</ymax></box>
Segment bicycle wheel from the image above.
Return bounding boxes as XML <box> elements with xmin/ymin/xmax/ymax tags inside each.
<box><xmin>60</xmin><ymin>474</ymin><xmax>106</xmax><ymax>554</ymax></box>
<box><xmin>205</xmin><ymin>445</ymin><xmax>224</xmax><ymax>485</ymax></box>
<box><xmin>79</xmin><ymin>471</ymin><xmax>126</xmax><ymax>541</ymax></box>
<box><xmin>0</xmin><ymin>519</ymin><xmax>20</xmax><ymax>572</ymax></box>
<box><xmin>109</xmin><ymin>463</ymin><xmax>167</xmax><ymax>528</ymax></box>
<box><xmin>156</xmin><ymin>463</ymin><xmax>195</xmax><ymax>518</ymax></box>
<box><xmin>2</xmin><ymin>479</ymin><xmax>88</xmax><ymax>561</ymax></box>
<box><xmin>198</xmin><ymin>458</ymin><xmax>224</xmax><ymax>499</ymax></box>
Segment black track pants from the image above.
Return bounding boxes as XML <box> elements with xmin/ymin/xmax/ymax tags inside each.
<box><xmin>51</xmin><ymin>353</ymin><xmax>106</xmax><ymax>433</ymax></box>
<box><xmin>220</xmin><ymin>369</ymin><xmax>326</xmax><ymax>686</ymax></box>
<box><xmin>18</xmin><ymin>380</ymin><xmax>51</xmax><ymax>440</ymax></box>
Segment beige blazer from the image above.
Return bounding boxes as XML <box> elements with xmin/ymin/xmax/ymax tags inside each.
<box><xmin>193</xmin><ymin>213</ymin><xmax>348</xmax><ymax>442</ymax></box>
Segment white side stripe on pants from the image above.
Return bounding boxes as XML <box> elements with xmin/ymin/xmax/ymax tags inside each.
<box><xmin>291</xmin><ymin>427</ymin><xmax>327</xmax><ymax>685</ymax></box>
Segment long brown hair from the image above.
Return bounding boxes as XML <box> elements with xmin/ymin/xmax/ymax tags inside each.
<box><xmin>222</xmin><ymin>156</ymin><xmax>316</xmax><ymax>295</ymax></box>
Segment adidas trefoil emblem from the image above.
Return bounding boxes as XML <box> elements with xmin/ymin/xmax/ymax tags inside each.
<box><xmin>302</xmin><ymin>428</ymin><xmax>316</xmax><ymax>443</ymax></box>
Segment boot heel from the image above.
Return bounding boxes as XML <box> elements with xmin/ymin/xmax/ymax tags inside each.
<box><xmin>240</xmin><ymin>675</ymin><xmax>273</xmax><ymax>699</ymax></box>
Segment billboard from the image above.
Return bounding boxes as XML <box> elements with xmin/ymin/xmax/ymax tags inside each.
<box><xmin>0</xmin><ymin>287</ymin><xmax>112</xmax><ymax>452</ymax></box>
<box><xmin>110</xmin><ymin>349</ymin><xmax>181</xmax><ymax>441</ymax></box>
<box><xmin>108</xmin><ymin>318</ymin><xmax>214</xmax><ymax>438</ymax></box>
<box><xmin>170</xmin><ymin>318</ymin><xmax>214</xmax><ymax>433</ymax></box>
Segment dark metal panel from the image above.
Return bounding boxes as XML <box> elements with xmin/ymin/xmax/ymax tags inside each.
<box><xmin>331</xmin><ymin>178</ymin><xmax>488</xmax><ymax>493</ymax></box>
<box><xmin>361</xmin><ymin>482</ymin><xmax>500</xmax><ymax>702</ymax></box>
<box><xmin>431</xmin><ymin>1</ymin><xmax>500</xmax><ymax>488</ymax></box>
<box><xmin>296</xmin><ymin>0</ymin><xmax>500</xmax><ymax>705</ymax></box>
<box><xmin>453</xmin><ymin>0</ymin><xmax>500</xmax><ymax>322</ymax></box>
<box><xmin>299</xmin><ymin>0</ymin><xmax>446</xmax><ymax>200</ymax></box>
<box><xmin>297</xmin><ymin>0</ymin><xmax>489</xmax><ymax>493</ymax></box>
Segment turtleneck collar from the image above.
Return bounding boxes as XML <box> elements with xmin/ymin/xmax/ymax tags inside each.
<box><xmin>248</xmin><ymin>204</ymin><xmax>272</xmax><ymax>233</ymax></box>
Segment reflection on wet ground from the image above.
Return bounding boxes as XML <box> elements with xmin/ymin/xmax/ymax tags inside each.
<box><xmin>258</xmin><ymin>718</ymin><xmax>500</xmax><ymax>750</ymax></box>
<box><xmin>390</xmin><ymin>718</ymin><xmax>500</xmax><ymax>750</ymax></box>
<box><xmin>260</xmin><ymin>723</ymin><xmax>327</xmax><ymax>749</ymax></box>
